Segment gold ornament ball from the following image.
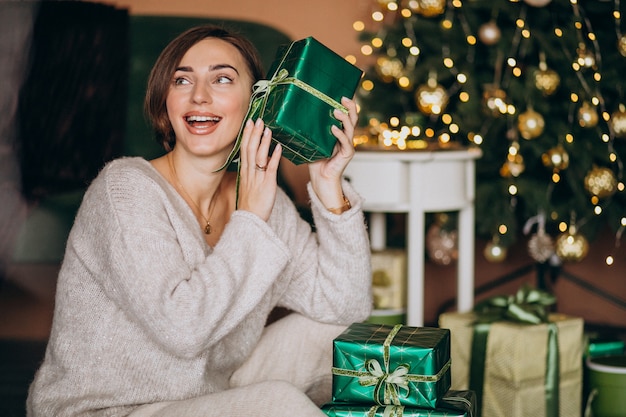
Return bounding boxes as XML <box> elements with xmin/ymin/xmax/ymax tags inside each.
<box><xmin>542</xmin><ymin>144</ymin><xmax>569</xmax><ymax>171</ymax></box>
<box><xmin>478</xmin><ymin>21</ymin><xmax>501</xmax><ymax>45</ymax></box>
<box><xmin>534</xmin><ymin>68</ymin><xmax>560</xmax><ymax>96</ymax></box>
<box><xmin>584</xmin><ymin>166</ymin><xmax>617</xmax><ymax>198</ymax></box>
<box><xmin>578</xmin><ymin>102</ymin><xmax>599</xmax><ymax>128</ymax></box>
<box><xmin>415</xmin><ymin>0</ymin><xmax>446</xmax><ymax>17</ymax></box>
<box><xmin>500</xmin><ymin>153</ymin><xmax>525</xmax><ymax>178</ymax></box>
<box><xmin>517</xmin><ymin>108</ymin><xmax>545</xmax><ymax>139</ymax></box>
<box><xmin>426</xmin><ymin>223</ymin><xmax>458</xmax><ymax>266</ymax></box>
<box><xmin>375</xmin><ymin>56</ymin><xmax>404</xmax><ymax>83</ymax></box>
<box><xmin>527</xmin><ymin>231</ymin><xmax>555</xmax><ymax>263</ymax></box>
<box><xmin>523</xmin><ymin>0</ymin><xmax>552</xmax><ymax>6</ymax></box>
<box><xmin>555</xmin><ymin>231</ymin><xmax>589</xmax><ymax>262</ymax></box>
<box><xmin>484</xmin><ymin>240</ymin><xmax>507</xmax><ymax>263</ymax></box>
<box><xmin>415</xmin><ymin>81</ymin><xmax>449</xmax><ymax>115</ymax></box>
<box><xmin>610</xmin><ymin>107</ymin><xmax>626</xmax><ymax>138</ymax></box>
<box><xmin>482</xmin><ymin>85</ymin><xmax>508</xmax><ymax>116</ymax></box>
<box><xmin>618</xmin><ymin>35</ymin><xmax>626</xmax><ymax>57</ymax></box>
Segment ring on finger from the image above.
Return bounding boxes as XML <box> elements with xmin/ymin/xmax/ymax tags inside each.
<box><xmin>255</xmin><ymin>163</ymin><xmax>267</xmax><ymax>172</ymax></box>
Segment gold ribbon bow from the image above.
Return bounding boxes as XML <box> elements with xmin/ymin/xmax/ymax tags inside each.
<box><xmin>359</xmin><ymin>356</ymin><xmax>413</xmax><ymax>406</ymax></box>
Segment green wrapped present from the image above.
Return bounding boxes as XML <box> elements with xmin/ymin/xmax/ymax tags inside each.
<box><xmin>331</xmin><ymin>323</ymin><xmax>451</xmax><ymax>408</ymax></box>
<box><xmin>585</xmin><ymin>336</ymin><xmax>625</xmax><ymax>358</ymax></box>
<box><xmin>321</xmin><ymin>390</ymin><xmax>476</xmax><ymax>417</ymax></box>
<box><xmin>223</xmin><ymin>36</ymin><xmax>363</xmax><ymax>167</ymax></box>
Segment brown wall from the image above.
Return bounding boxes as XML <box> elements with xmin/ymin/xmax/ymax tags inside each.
<box><xmin>91</xmin><ymin>0</ymin><xmax>371</xmax><ymax>62</ymax></box>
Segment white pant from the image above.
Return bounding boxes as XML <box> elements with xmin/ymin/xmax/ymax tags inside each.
<box><xmin>129</xmin><ymin>314</ymin><xmax>346</xmax><ymax>417</ymax></box>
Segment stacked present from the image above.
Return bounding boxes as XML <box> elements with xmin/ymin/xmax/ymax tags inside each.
<box><xmin>439</xmin><ymin>285</ymin><xmax>584</xmax><ymax>417</ymax></box>
<box><xmin>321</xmin><ymin>322</ymin><xmax>476</xmax><ymax>416</ymax></box>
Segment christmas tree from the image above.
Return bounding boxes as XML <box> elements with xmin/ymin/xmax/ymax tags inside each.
<box><xmin>352</xmin><ymin>0</ymin><xmax>626</xmax><ymax>264</ymax></box>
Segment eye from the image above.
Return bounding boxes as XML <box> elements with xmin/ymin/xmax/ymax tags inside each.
<box><xmin>173</xmin><ymin>77</ymin><xmax>191</xmax><ymax>86</ymax></box>
<box><xmin>216</xmin><ymin>75</ymin><xmax>233</xmax><ymax>84</ymax></box>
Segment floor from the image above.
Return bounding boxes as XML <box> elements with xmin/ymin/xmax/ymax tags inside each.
<box><xmin>0</xmin><ymin>264</ymin><xmax>58</xmax><ymax>417</ymax></box>
<box><xmin>1</xmin><ymin>245</ymin><xmax>624</xmax><ymax>417</ymax></box>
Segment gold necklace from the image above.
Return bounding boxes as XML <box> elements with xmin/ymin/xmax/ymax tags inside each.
<box><xmin>168</xmin><ymin>153</ymin><xmax>219</xmax><ymax>234</ymax></box>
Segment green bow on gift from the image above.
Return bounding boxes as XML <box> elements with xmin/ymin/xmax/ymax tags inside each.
<box><xmin>472</xmin><ymin>284</ymin><xmax>556</xmax><ymax>325</ymax></box>
<box><xmin>469</xmin><ymin>284</ymin><xmax>560</xmax><ymax>417</ymax></box>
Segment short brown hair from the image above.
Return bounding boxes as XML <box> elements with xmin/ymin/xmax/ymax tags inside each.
<box><xmin>144</xmin><ymin>25</ymin><xmax>265</xmax><ymax>151</ymax></box>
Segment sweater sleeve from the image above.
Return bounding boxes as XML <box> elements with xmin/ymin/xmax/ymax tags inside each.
<box><xmin>71</xmin><ymin>160</ymin><xmax>292</xmax><ymax>358</ymax></box>
<box><xmin>271</xmin><ymin>179</ymin><xmax>373</xmax><ymax>325</ymax></box>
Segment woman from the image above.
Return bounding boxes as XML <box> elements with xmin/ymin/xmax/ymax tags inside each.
<box><xmin>27</xmin><ymin>25</ymin><xmax>372</xmax><ymax>417</ymax></box>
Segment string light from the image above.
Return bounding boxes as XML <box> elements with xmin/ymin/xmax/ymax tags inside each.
<box><xmin>354</xmin><ymin>0</ymin><xmax>624</xmax><ymax>262</ymax></box>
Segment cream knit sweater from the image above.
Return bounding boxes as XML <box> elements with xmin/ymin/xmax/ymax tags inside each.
<box><xmin>27</xmin><ymin>157</ymin><xmax>372</xmax><ymax>416</ymax></box>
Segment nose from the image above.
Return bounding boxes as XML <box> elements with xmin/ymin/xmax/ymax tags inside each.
<box><xmin>192</xmin><ymin>82</ymin><xmax>212</xmax><ymax>104</ymax></box>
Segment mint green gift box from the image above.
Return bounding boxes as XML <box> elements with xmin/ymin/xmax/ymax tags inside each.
<box><xmin>331</xmin><ymin>323</ymin><xmax>451</xmax><ymax>409</ymax></box>
<box><xmin>225</xmin><ymin>36</ymin><xmax>363</xmax><ymax>167</ymax></box>
<box><xmin>321</xmin><ymin>390</ymin><xmax>475</xmax><ymax>417</ymax></box>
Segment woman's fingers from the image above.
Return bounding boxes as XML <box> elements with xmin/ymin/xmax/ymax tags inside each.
<box><xmin>241</xmin><ymin>118</ymin><xmax>265</xmax><ymax>170</ymax></box>
<box><xmin>343</xmin><ymin>96</ymin><xmax>358</xmax><ymax>126</ymax></box>
<box><xmin>237</xmin><ymin>118</ymin><xmax>280</xmax><ymax>220</ymax></box>
<box><xmin>330</xmin><ymin>98</ymin><xmax>358</xmax><ymax>158</ymax></box>
<box><xmin>255</xmin><ymin>126</ymin><xmax>272</xmax><ymax>170</ymax></box>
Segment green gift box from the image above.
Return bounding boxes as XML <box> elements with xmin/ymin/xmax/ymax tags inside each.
<box><xmin>321</xmin><ymin>390</ymin><xmax>476</xmax><ymax>417</ymax></box>
<box><xmin>439</xmin><ymin>286</ymin><xmax>584</xmax><ymax>417</ymax></box>
<box><xmin>331</xmin><ymin>323</ymin><xmax>451</xmax><ymax>408</ymax></box>
<box><xmin>585</xmin><ymin>336</ymin><xmax>625</xmax><ymax>358</ymax></box>
<box><xmin>224</xmin><ymin>36</ymin><xmax>363</xmax><ymax>167</ymax></box>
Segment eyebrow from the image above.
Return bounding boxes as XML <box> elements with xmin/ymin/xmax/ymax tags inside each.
<box><xmin>175</xmin><ymin>64</ymin><xmax>240</xmax><ymax>74</ymax></box>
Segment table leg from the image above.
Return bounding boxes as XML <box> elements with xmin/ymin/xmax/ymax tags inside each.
<box><xmin>369</xmin><ymin>212</ymin><xmax>387</xmax><ymax>251</ymax></box>
<box><xmin>406</xmin><ymin>210</ymin><xmax>425</xmax><ymax>326</ymax></box>
<box><xmin>457</xmin><ymin>205</ymin><xmax>475</xmax><ymax>312</ymax></box>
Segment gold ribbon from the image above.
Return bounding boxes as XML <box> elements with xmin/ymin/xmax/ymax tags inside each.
<box><xmin>332</xmin><ymin>324</ymin><xmax>451</xmax><ymax>406</ymax></box>
<box><xmin>253</xmin><ymin>68</ymin><xmax>349</xmax><ymax>115</ymax></box>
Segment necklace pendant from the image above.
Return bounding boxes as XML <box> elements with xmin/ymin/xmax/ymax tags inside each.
<box><xmin>204</xmin><ymin>222</ymin><xmax>212</xmax><ymax>235</ymax></box>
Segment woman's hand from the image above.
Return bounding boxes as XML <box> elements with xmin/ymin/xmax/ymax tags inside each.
<box><xmin>237</xmin><ymin>118</ymin><xmax>282</xmax><ymax>221</ymax></box>
<box><xmin>308</xmin><ymin>96</ymin><xmax>358</xmax><ymax>209</ymax></box>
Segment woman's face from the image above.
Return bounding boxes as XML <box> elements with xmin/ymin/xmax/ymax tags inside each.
<box><xmin>166</xmin><ymin>38</ymin><xmax>253</xmax><ymax>158</ymax></box>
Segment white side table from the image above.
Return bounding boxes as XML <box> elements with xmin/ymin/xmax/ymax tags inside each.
<box><xmin>344</xmin><ymin>147</ymin><xmax>482</xmax><ymax>326</ymax></box>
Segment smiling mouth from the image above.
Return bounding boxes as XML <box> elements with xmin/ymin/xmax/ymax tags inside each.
<box><xmin>185</xmin><ymin>115</ymin><xmax>221</xmax><ymax>128</ymax></box>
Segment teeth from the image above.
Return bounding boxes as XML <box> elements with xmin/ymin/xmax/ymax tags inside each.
<box><xmin>186</xmin><ymin>115</ymin><xmax>220</xmax><ymax>122</ymax></box>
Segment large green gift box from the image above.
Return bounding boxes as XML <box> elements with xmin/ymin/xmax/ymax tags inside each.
<box><xmin>331</xmin><ymin>323</ymin><xmax>451</xmax><ymax>408</ymax></box>
<box><xmin>439</xmin><ymin>311</ymin><xmax>583</xmax><ymax>417</ymax></box>
<box><xmin>226</xmin><ymin>36</ymin><xmax>363</xmax><ymax>166</ymax></box>
<box><xmin>321</xmin><ymin>390</ymin><xmax>476</xmax><ymax>417</ymax></box>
